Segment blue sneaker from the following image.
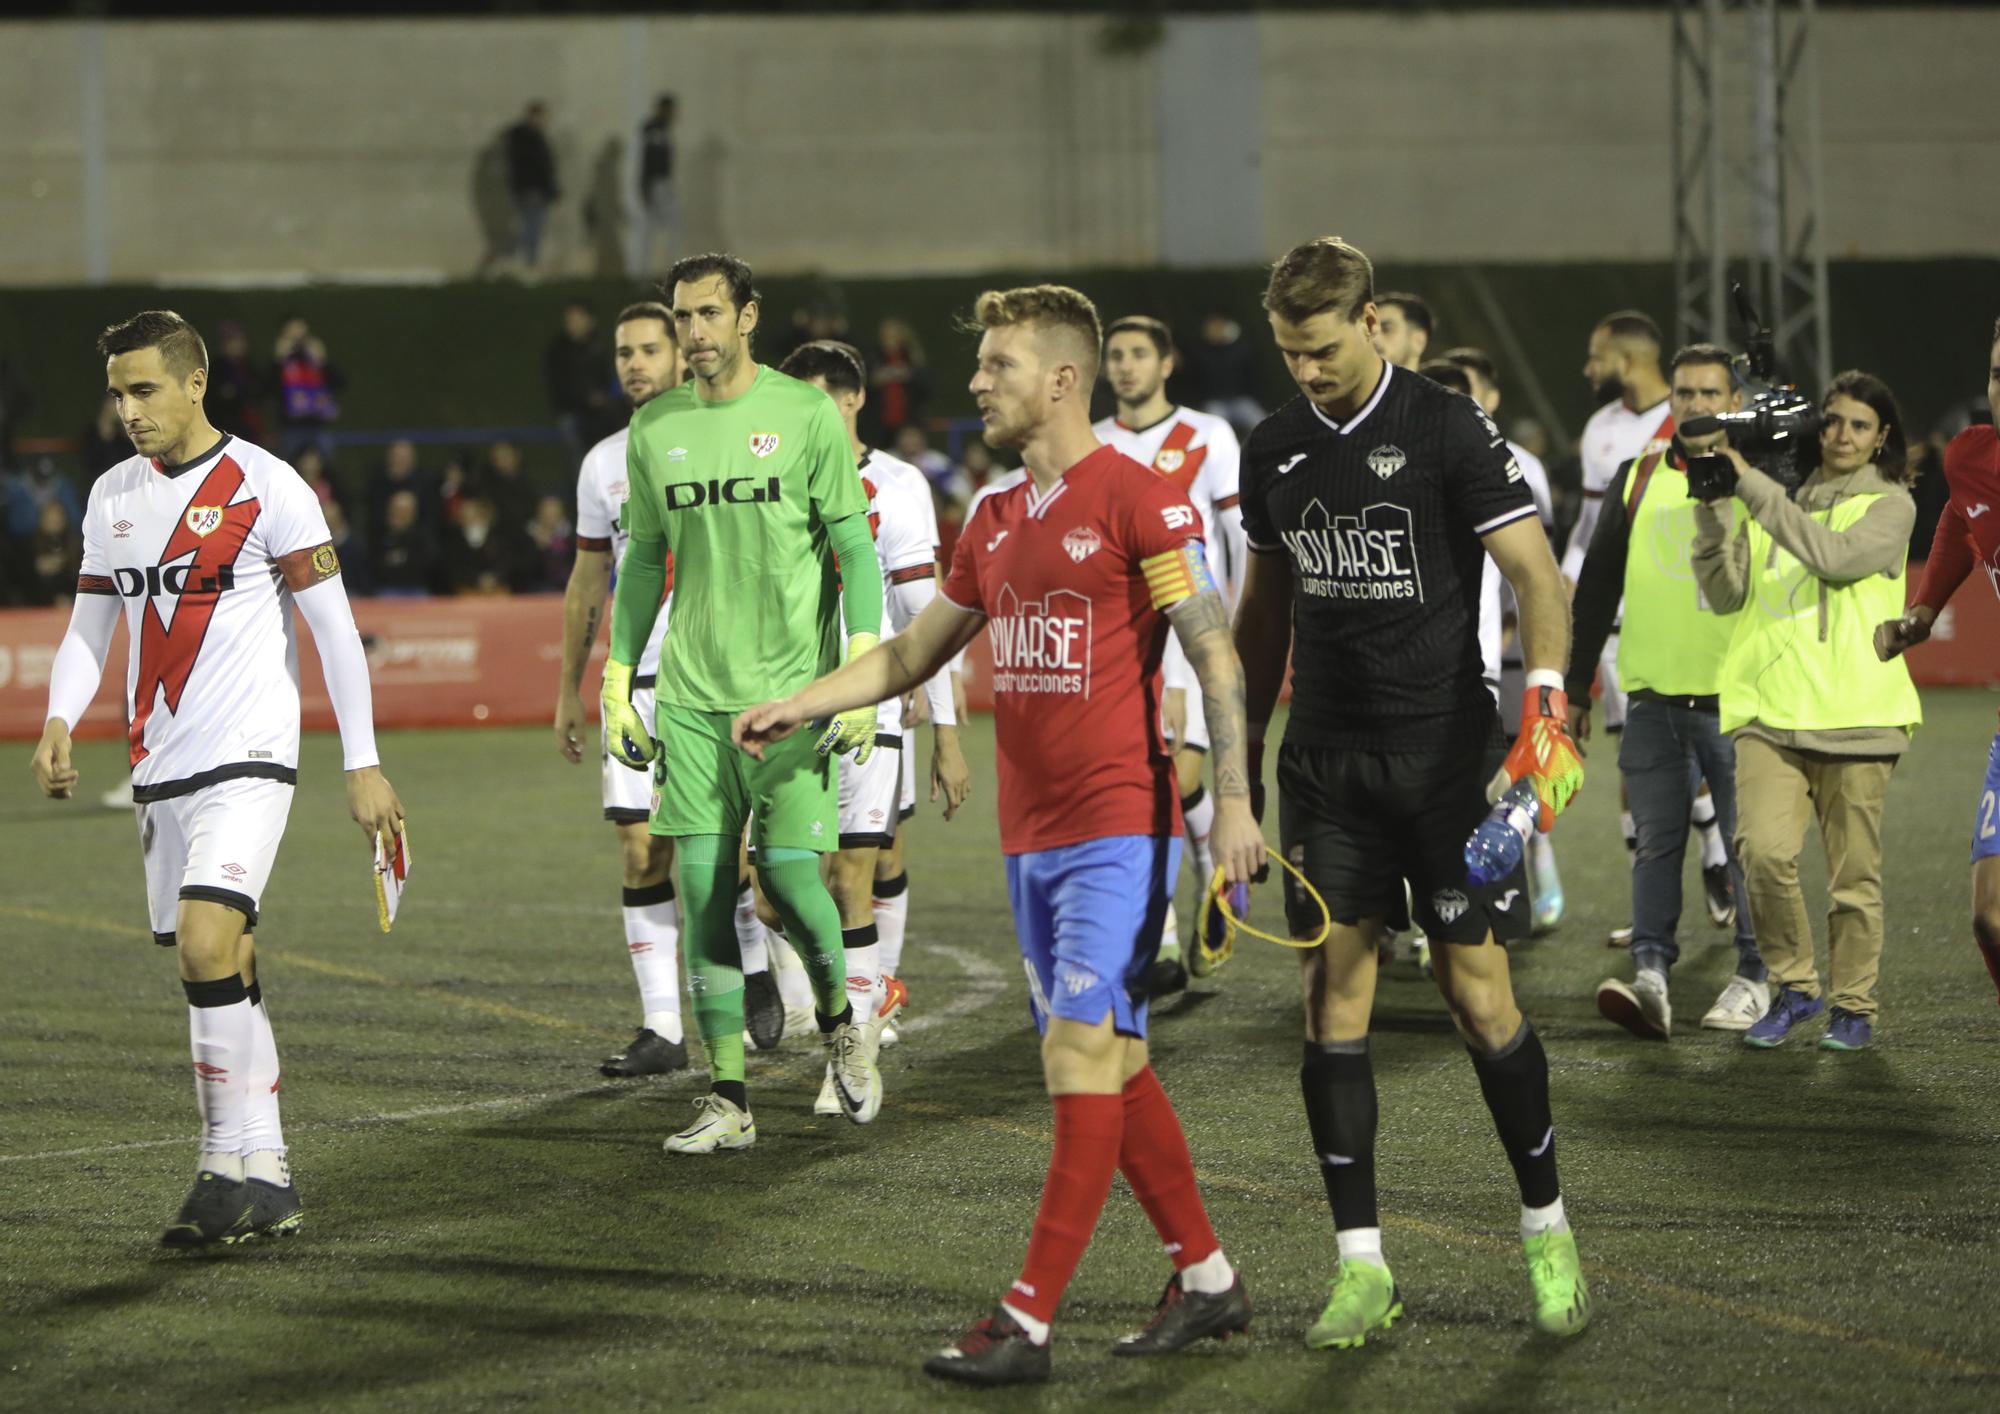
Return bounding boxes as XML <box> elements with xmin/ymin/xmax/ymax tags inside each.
<box><xmin>1818</xmin><ymin>1007</ymin><xmax>1873</xmax><ymax>1051</ymax></box>
<box><xmin>1743</xmin><ymin>987</ymin><xmax>1824</xmax><ymax>1048</ymax></box>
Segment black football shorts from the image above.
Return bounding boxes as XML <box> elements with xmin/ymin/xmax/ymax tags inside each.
<box><xmin>1276</xmin><ymin>737</ymin><xmax>1530</xmax><ymax>945</ymax></box>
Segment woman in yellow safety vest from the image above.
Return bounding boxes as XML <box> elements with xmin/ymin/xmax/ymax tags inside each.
<box><xmin>1690</xmin><ymin>370</ymin><xmax>1920</xmax><ymax>1053</ymax></box>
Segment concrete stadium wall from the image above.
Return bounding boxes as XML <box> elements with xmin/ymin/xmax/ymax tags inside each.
<box><xmin>0</xmin><ymin>8</ymin><xmax>1994</xmax><ymax>285</ymax></box>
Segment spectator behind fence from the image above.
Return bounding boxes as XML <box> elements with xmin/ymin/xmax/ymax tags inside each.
<box><xmin>633</xmin><ymin>93</ymin><xmax>682</xmax><ymax>276</ymax></box>
<box><xmin>869</xmin><ymin>318</ymin><xmax>931</xmax><ymax>440</ymax></box>
<box><xmin>443</xmin><ymin>495</ymin><xmax>529</xmax><ymax>595</ymax></box>
<box><xmin>206</xmin><ymin>320</ymin><xmax>268</xmax><ymax>446</ymax></box>
<box><xmin>2</xmin><ymin>455</ymin><xmax>84</xmax><ymax>540</ymax></box>
<box><xmin>81</xmin><ymin>397</ymin><xmax>129</xmax><ymax>477</ymax></box>
<box><xmin>17</xmin><ymin>498</ymin><xmax>83</xmax><ymax>607</ymax></box>
<box><xmin>294</xmin><ymin>444</ymin><xmax>342</xmax><ymax>514</ymax></box>
<box><xmin>1691</xmin><ymin>369</ymin><xmax>1923</xmax><ymax>1054</ymax></box>
<box><xmin>546</xmin><ymin>304</ymin><xmax>614</xmax><ymax>457</ymax></box>
<box><xmin>439</xmin><ymin>452</ymin><xmax>471</xmax><ymax>524</ymax></box>
<box><xmin>1189</xmin><ymin>312</ymin><xmax>1263</xmax><ymax>438</ymax></box>
<box><xmin>274</xmin><ymin>315</ymin><xmax>342</xmax><ymax>466</ymax></box>
<box><xmin>368</xmin><ymin>439</ymin><xmax>434</xmax><ymax>544</ymax></box>
<box><xmin>479</xmin><ymin>439</ymin><xmax>537</xmax><ymax>535</ymax></box>
<box><xmin>323</xmin><ymin>499</ymin><xmax>371</xmax><ymax>597</ymax></box>
<box><xmin>373</xmin><ymin>488</ymin><xmax>438</xmax><ymax>597</ymax></box>
<box><xmin>505</xmin><ymin>101</ymin><xmax>559</xmax><ymax>273</ymax></box>
<box><xmin>526</xmin><ymin>493</ymin><xmax>575</xmax><ymax>592</ymax></box>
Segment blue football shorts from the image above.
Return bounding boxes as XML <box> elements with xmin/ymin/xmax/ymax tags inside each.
<box><xmin>1003</xmin><ymin>834</ymin><xmax>1181</xmax><ymax>1039</ymax></box>
<box><xmin>1973</xmin><ymin>731</ymin><xmax>2000</xmax><ymax>864</ymax></box>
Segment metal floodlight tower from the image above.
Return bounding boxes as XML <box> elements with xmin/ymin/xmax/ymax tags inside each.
<box><xmin>1671</xmin><ymin>0</ymin><xmax>1832</xmax><ymax>390</ymax></box>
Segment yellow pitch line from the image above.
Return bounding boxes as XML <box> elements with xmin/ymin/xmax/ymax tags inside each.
<box><xmin>0</xmin><ymin>904</ymin><xmax>614</xmax><ymax>1039</ymax></box>
<box><xmin>13</xmin><ymin>903</ymin><xmax>1995</xmax><ymax>1380</ymax></box>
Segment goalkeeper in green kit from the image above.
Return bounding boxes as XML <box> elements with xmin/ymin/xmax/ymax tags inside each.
<box><xmin>603</xmin><ymin>253</ymin><xmax>886</xmax><ymax>1154</ymax></box>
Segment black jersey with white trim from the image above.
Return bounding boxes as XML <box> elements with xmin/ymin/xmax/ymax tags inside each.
<box><xmin>1239</xmin><ymin>363</ymin><xmax>1537</xmax><ymax>752</ymax></box>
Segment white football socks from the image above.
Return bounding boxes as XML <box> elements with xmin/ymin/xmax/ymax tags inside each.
<box><xmin>873</xmin><ymin>872</ymin><xmax>910</xmax><ymax>977</ymax></box>
<box><xmin>1336</xmin><ymin>1226</ymin><xmax>1385</xmax><ymax>1267</ymax></box>
<box><xmin>1521</xmin><ymin>1196</ymin><xmax>1569</xmax><ymax>1239</ymax></box>
<box><xmin>241</xmin><ymin>987</ymin><xmax>289</xmax><ymax>1187</ymax></box>
<box><xmin>1692</xmin><ymin>795</ymin><xmax>1727</xmax><ymax>869</ymax></box>
<box><xmin>734</xmin><ymin>880</ymin><xmax>766</xmax><ymax>970</ymax></box>
<box><xmin>185</xmin><ymin>978</ymin><xmax>254</xmax><ymax>1181</ymax></box>
<box><xmin>999</xmin><ymin>1302</ymin><xmax>1051</xmax><ymax>1345</ymax></box>
<box><xmin>623</xmin><ymin>883</ymin><xmax>683</xmax><ymax>1044</ymax></box>
<box><xmin>1180</xmin><ymin>1247</ymin><xmax>1235</xmax><ymax>1294</ymax></box>
<box><xmin>766</xmin><ymin>926</ymin><xmax>816</xmax><ymax>1012</ymax></box>
<box><xmin>842</xmin><ymin>925</ymin><xmax>882</xmax><ymax>1020</ymax></box>
<box><xmin>1183</xmin><ymin>787</ymin><xmax>1217</xmax><ymax>891</ymax></box>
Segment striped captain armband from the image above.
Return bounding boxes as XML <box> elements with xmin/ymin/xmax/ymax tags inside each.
<box><xmin>1141</xmin><ymin>541</ymin><xmax>1216</xmax><ymax>611</ymax></box>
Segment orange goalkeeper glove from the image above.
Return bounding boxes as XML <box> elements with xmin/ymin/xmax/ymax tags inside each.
<box><xmin>1502</xmin><ymin>677</ymin><xmax>1584</xmax><ymax>833</ymax></box>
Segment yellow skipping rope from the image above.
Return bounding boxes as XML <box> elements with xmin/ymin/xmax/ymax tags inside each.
<box><xmin>1193</xmin><ymin>845</ymin><xmax>1332</xmax><ymax>970</ymax></box>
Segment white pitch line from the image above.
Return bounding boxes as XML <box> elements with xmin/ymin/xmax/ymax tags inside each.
<box><xmin>0</xmin><ymin>937</ymin><xmax>1013</xmax><ymax>1166</ymax></box>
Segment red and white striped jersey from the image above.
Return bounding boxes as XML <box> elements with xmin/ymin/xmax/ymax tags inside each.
<box><xmin>77</xmin><ymin>435</ymin><xmax>331</xmax><ymax>799</ymax></box>
<box><xmin>576</xmin><ymin>425</ymin><xmax>670</xmax><ymax>679</ymax></box>
<box><xmin>1093</xmin><ymin>405</ymin><xmax>1241</xmax><ymax>588</ymax></box>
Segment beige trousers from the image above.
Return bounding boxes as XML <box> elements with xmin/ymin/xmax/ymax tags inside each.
<box><xmin>1732</xmin><ymin>735</ymin><xmax>1895</xmax><ymax>1019</ymax></box>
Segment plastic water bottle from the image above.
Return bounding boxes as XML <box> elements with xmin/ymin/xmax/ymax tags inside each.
<box><xmin>1464</xmin><ymin>778</ymin><xmax>1541</xmax><ymax>887</ymax></box>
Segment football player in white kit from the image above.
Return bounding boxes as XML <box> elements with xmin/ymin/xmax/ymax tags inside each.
<box><xmin>1443</xmin><ymin>347</ymin><xmax>1565</xmax><ymax>933</ymax></box>
<box><xmin>1093</xmin><ymin>316</ymin><xmax>1246</xmax><ymax>993</ymax></box>
<box><xmin>554</xmin><ymin>301</ymin><xmax>703</xmax><ymax>1076</ymax></box>
<box><xmin>777</xmin><ymin>342</ymin><xmax>968</xmax><ymax>1109</ymax></box>
<box><xmin>30</xmin><ymin>311</ymin><xmax>404</xmax><ymax>1248</ymax></box>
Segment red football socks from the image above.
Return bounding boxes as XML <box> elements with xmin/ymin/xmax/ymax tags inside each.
<box><xmin>1118</xmin><ymin>1066</ymin><xmax>1220</xmax><ymax>1269</ymax></box>
<box><xmin>1007</xmin><ymin>1092</ymin><xmax>1123</xmax><ymax>1324</ymax></box>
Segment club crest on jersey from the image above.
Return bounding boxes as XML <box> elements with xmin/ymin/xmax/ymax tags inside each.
<box><xmin>1154</xmin><ymin>448</ymin><xmax>1186</xmax><ymax>475</ymax></box>
<box><xmin>1062</xmin><ymin>526</ymin><xmax>1103</xmax><ymax>563</ymax></box>
<box><xmin>1367</xmin><ymin>445</ymin><xmax>1407</xmax><ymax>481</ymax></box>
<box><xmin>748</xmin><ymin>433</ymin><xmax>781</xmax><ymax>459</ymax></box>
<box><xmin>184</xmin><ymin>505</ymin><xmax>225</xmax><ymax>537</ymax></box>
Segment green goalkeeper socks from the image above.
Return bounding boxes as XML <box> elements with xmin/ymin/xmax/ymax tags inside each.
<box><xmin>676</xmin><ymin>835</ymin><xmax>748</xmax><ymax>1086</ymax></box>
<box><xmin>757</xmin><ymin>848</ymin><xmax>848</xmax><ymax>1021</ymax></box>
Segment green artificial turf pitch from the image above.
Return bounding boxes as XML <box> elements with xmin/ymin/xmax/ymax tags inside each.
<box><xmin>4</xmin><ymin>697</ymin><xmax>1999</xmax><ymax>1411</ymax></box>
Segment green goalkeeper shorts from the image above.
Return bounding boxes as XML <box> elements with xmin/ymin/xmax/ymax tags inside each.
<box><xmin>649</xmin><ymin>701</ymin><xmax>837</xmax><ymax>853</ymax></box>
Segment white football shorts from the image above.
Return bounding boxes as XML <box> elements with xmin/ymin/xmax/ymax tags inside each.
<box><xmin>137</xmin><ymin>776</ymin><xmax>295</xmax><ymax>944</ymax></box>
<box><xmin>838</xmin><ymin>733</ymin><xmax>903</xmax><ymax>849</ymax></box>
<box><xmin>601</xmin><ymin>683</ymin><xmax>656</xmax><ymax>823</ymax></box>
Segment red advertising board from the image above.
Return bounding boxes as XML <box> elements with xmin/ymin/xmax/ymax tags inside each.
<box><xmin>1</xmin><ymin>566</ymin><xmax>1990</xmax><ymax>741</ymax></box>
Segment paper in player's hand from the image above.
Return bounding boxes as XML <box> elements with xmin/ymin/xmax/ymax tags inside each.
<box><xmin>373</xmin><ymin>825</ymin><xmax>410</xmax><ymax>932</ymax></box>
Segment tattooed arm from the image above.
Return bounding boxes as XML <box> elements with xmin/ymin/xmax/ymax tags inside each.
<box><xmin>555</xmin><ymin>543</ymin><xmax>612</xmax><ymax>764</ymax></box>
<box><xmin>1167</xmin><ymin>586</ymin><xmax>1262</xmax><ymax>887</ymax></box>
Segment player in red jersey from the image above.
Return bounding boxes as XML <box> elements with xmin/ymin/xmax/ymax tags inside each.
<box><xmin>29</xmin><ymin>311</ymin><xmax>403</xmax><ymax>1248</ymax></box>
<box><xmin>1876</xmin><ymin>317</ymin><xmax>2000</xmax><ymax>1003</ymax></box>
<box><xmin>737</xmin><ymin>284</ymin><xmax>1262</xmax><ymax>1386</ymax></box>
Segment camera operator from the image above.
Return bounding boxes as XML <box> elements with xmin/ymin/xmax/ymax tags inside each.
<box><xmin>1690</xmin><ymin>371</ymin><xmax>1922</xmax><ymax>1052</ymax></box>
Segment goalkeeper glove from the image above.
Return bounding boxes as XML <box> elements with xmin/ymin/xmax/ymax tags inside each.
<box><xmin>600</xmin><ymin>659</ymin><xmax>655</xmax><ymax>771</ymax></box>
<box><xmin>1502</xmin><ymin>678</ymin><xmax>1584</xmax><ymax>833</ymax></box>
<box><xmin>813</xmin><ymin>633</ymin><xmax>880</xmax><ymax>764</ymax></box>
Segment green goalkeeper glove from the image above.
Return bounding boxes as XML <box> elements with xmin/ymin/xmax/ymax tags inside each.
<box><xmin>813</xmin><ymin>633</ymin><xmax>879</xmax><ymax>764</ymax></box>
<box><xmin>600</xmin><ymin>659</ymin><xmax>655</xmax><ymax>771</ymax></box>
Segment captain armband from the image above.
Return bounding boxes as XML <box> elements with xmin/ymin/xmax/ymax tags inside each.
<box><xmin>1141</xmin><ymin>541</ymin><xmax>1217</xmax><ymax>611</ymax></box>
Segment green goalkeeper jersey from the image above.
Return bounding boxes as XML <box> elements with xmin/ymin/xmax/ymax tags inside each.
<box><xmin>621</xmin><ymin>365</ymin><xmax>868</xmax><ymax>711</ymax></box>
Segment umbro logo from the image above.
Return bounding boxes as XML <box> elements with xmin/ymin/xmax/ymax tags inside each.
<box><xmin>221</xmin><ymin>862</ymin><xmax>246</xmax><ymax>878</ymax></box>
<box><xmin>1971</xmin><ymin>503</ymin><xmax>1992</xmax><ymax>519</ymax></box>
<box><xmin>113</xmin><ymin>519</ymin><xmax>133</xmax><ymax>537</ymax></box>
<box><xmin>1277</xmin><ymin>453</ymin><xmax>1308</xmax><ymax>476</ymax></box>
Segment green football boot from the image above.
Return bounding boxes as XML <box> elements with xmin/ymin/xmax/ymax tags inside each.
<box><xmin>1304</xmin><ymin>1259</ymin><xmax>1403</xmax><ymax>1349</ymax></box>
<box><xmin>1524</xmin><ymin>1227</ymin><xmax>1593</xmax><ymax>1337</ymax></box>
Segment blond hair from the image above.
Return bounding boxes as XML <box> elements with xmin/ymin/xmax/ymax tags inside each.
<box><xmin>1264</xmin><ymin>237</ymin><xmax>1376</xmax><ymax>326</ymax></box>
<box><xmin>970</xmin><ymin>284</ymin><xmax>1104</xmax><ymax>381</ymax></box>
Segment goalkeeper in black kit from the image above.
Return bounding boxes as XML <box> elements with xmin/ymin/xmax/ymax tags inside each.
<box><xmin>1233</xmin><ymin>238</ymin><xmax>1592</xmax><ymax>1347</ymax></box>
